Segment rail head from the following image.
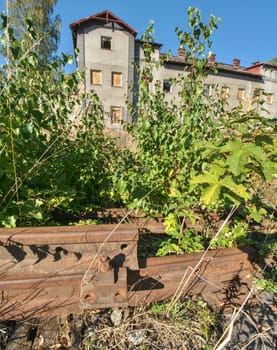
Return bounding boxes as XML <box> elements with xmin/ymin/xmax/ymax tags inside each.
<box><xmin>0</xmin><ymin>224</ymin><xmax>138</xmax><ymax>245</ymax></box>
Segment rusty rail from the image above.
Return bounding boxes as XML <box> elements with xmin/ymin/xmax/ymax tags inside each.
<box><xmin>0</xmin><ymin>222</ymin><xmax>257</xmax><ymax>320</ymax></box>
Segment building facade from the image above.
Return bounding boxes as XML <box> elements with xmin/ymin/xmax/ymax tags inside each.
<box><xmin>70</xmin><ymin>10</ymin><xmax>277</xmax><ymax>128</ymax></box>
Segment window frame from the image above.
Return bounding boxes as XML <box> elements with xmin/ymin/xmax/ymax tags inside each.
<box><xmin>90</xmin><ymin>69</ymin><xmax>102</xmax><ymax>85</ymax></box>
<box><xmin>237</xmin><ymin>88</ymin><xmax>245</xmax><ymax>101</ymax></box>
<box><xmin>101</xmin><ymin>36</ymin><xmax>112</xmax><ymax>50</ymax></box>
<box><xmin>111</xmin><ymin>106</ymin><xmax>122</xmax><ymax>124</ymax></box>
<box><xmin>163</xmin><ymin>79</ymin><xmax>172</xmax><ymax>93</ymax></box>
<box><xmin>112</xmin><ymin>72</ymin><xmax>123</xmax><ymax>87</ymax></box>
<box><xmin>266</xmin><ymin>93</ymin><xmax>273</xmax><ymax>104</ymax></box>
<box><xmin>221</xmin><ymin>86</ymin><xmax>230</xmax><ymax>100</ymax></box>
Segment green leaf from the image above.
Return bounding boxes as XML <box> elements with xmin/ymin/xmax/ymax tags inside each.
<box><xmin>200</xmin><ymin>183</ymin><xmax>221</xmax><ymax>205</ymax></box>
<box><xmin>249</xmin><ymin>206</ymin><xmax>267</xmax><ymax>223</ymax></box>
<box><xmin>221</xmin><ymin>176</ymin><xmax>250</xmax><ymax>201</ymax></box>
<box><xmin>221</xmin><ymin>140</ymin><xmax>266</xmax><ymax>176</ymax></box>
<box><xmin>1</xmin><ymin>215</ymin><xmax>18</xmax><ymax>228</ymax></box>
<box><xmin>67</xmin><ymin>55</ymin><xmax>73</xmax><ymax>65</ymax></box>
<box><xmin>169</xmin><ymin>186</ymin><xmax>181</xmax><ymax>198</ymax></box>
<box><xmin>255</xmin><ymin>135</ymin><xmax>273</xmax><ymax>146</ymax></box>
<box><xmin>209</xmin><ymin>162</ymin><xmax>226</xmax><ymax>177</ymax></box>
<box><xmin>221</xmin><ymin>141</ymin><xmax>245</xmax><ymax>176</ymax></box>
<box><xmin>190</xmin><ymin>172</ymin><xmax>218</xmax><ymax>186</ymax></box>
<box><xmin>164</xmin><ymin>213</ymin><xmax>179</xmax><ymax>234</ymax></box>
<box><xmin>261</xmin><ymin>160</ymin><xmax>276</xmax><ymax>181</ymax></box>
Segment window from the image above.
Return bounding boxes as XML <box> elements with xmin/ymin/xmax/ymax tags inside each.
<box><xmin>203</xmin><ymin>84</ymin><xmax>212</xmax><ymax>96</ymax></box>
<box><xmin>111</xmin><ymin>107</ymin><xmax>122</xmax><ymax>124</ymax></box>
<box><xmin>237</xmin><ymin>88</ymin><xmax>245</xmax><ymax>101</ymax></box>
<box><xmin>112</xmin><ymin>72</ymin><xmax>123</xmax><ymax>87</ymax></box>
<box><xmin>266</xmin><ymin>93</ymin><xmax>273</xmax><ymax>104</ymax></box>
<box><xmin>101</xmin><ymin>36</ymin><xmax>112</xmax><ymax>50</ymax></box>
<box><xmin>91</xmin><ymin>70</ymin><xmax>102</xmax><ymax>85</ymax></box>
<box><xmin>163</xmin><ymin>79</ymin><xmax>172</xmax><ymax>93</ymax></box>
<box><xmin>221</xmin><ymin>86</ymin><xmax>230</xmax><ymax>99</ymax></box>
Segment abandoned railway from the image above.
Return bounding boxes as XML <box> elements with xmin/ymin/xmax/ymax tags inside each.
<box><xmin>0</xmin><ymin>214</ymin><xmax>261</xmax><ymax>321</ymax></box>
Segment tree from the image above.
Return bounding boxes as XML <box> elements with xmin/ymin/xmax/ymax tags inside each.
<box><xmin>0</xmin><ymin>13</ymin><xmax>118</xmax><ymax>227</ymax></box>
<box><xmin>268</xmin><ymin>56</ymin><xmax>277</xmax><ymax>65</ymax></box>
<box><xmin>114</xmin><ymin>7</ymin><xmax>276</xmax><ymax>254</ymax></box>
<box><xmin>5</xmin><ymin>0</ymin><xmax>61</xmax><ymax>64</ymax></box>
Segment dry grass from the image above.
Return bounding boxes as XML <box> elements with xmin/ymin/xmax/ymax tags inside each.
<box><xmin>81</xmin><ymin>299</ymin><xmax>217</xmax><ymax>350</ymax></box>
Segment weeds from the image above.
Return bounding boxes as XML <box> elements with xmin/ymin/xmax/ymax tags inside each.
<box><xmin>255</xmin><ymin>241</ymin><xmax>277</xmax><ymax>294</ymax></box>
<box><xmin>82</xmin><ymin>302</ymin><xmax>217</xmax><ymax>350</ymax></box>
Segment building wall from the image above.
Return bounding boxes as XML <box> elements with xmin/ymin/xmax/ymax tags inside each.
<box><xmin>76</xmin><ymin>22</ymin><xmax>135</xmax><ymax>128</ymax></box>
<box><xmin>246</xmin><ymin>64</ymin><xmax>277</xmax><ymax>118</ymax></box>
<box><xmin>157</xmin><ymin>62</ymin><xmax>265</xmax><ymax>113</ymax></box>
<box><xmin>74</xmin><ymin>15</ymin><xmax>277</xmax><ymax>125</ymax></box>
<box><xmin>261</xmin><ymin>67</ymin><xmax>277</xmax><ymax>119</ymax></box>
<box><xmin>205</xmin><ymin>71</ymin><xmax>263</xmax><ymax>111</ymax></box>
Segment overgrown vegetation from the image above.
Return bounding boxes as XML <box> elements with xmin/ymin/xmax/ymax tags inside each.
<box><xmin>0</xmin><ymin>5</ymin><xmax>276</xmax><ymax>279</ymax></box>
<box><xmin>0</xmin><ymin>13</ymin><xmax>119</xmax><ymax>227</ymax></box>
<box><xmin>114</xmin><ymin>8</ymin><xmax>276</xmax><ymax>255</ymax></box>
<box><xmin>256</xmin><ymin>240</ymin><xmax>277</xmax><ymax>294</ymax></box>
<box><xmin>0</xmin><ymin>6</ymin><xmax>276</xmax><ymax>350</ymax></box>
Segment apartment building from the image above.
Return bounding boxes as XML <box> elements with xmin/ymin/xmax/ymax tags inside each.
<box><xmin>70</xmin><ymin>10</ymin><xmax>277</xmax><ymax>128</ymax></box>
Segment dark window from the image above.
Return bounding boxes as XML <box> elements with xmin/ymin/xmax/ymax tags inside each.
<box><xmin>163</xmin><ymin>79</ymin><xmax>171</xmax><ymax>93</ymax></box>
<box><xmin>101</xmin><ymin>36</ymin><xmax>112</xmax><ymax>50</ymax></box>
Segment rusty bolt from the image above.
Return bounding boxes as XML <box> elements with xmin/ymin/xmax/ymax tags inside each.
<box><xmin>98</xmin><ymin>256</ymin><xmax>112</xmax><ymax>273</ymax></box>
<box><xmin>114</xmin><ymin>288</ymin><xmax>126</xmax><ymax>302</ymax></box>
<box><xmin>84</xmin><ymin>292</ymin><xmax>96</xmax><ymax>303</ymax></box>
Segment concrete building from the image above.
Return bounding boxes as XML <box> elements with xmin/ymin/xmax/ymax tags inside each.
<box><xmin>70</xmin><ymin>10</ymin><xmax>277</xmax><ymax>128</ymax></box>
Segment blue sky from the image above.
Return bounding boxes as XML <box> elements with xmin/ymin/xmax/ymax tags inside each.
<box><xmin>1</xmin><ymin>0</ymin><xmax>277</xmax><ymax>71</ymax></box>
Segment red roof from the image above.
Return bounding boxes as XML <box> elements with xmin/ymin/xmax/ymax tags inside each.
<box><xmin>159</xmin><ymin>54</ymin><xmax>263</xmax><ymax>79</ymax></box>
<box><xmin>70</xmin><ymin>9</ymin><xmax>137</xmax><ymax>36</ymax></box>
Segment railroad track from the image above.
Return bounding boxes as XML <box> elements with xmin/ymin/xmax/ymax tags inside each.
<box><xmin>0</xmin><ymin>221</ymin><xmax>257</xmax><ymax>320</ymax></box>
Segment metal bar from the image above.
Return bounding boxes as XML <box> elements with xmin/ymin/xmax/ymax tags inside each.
<box><xmin>0</xmin><ymin>222</ymin><xmax>258</xmax><ymax>320</ymax></box>
<box><xmin>0</xmin><ymin>224</ymin><xmax>138</xmax><ymax>245</ymax></box>
<box><xmin>128</xmin><ymin>246</ymin><xmax>256</xmax><ymax>308</ymax></box>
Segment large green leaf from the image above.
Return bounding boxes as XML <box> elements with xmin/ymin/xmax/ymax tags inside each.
<box><xmin>221</xmin><ymin>140</ymin><xmax>266</xmax><ymax>176</ymax></box>
<box><xmin>200</xmin><ymin>183</ymin><xmax>221</xmax><ymax>205</ymax></box>
<box><xmin>260</xmin><ymin>160</ymin><xmax>276</xmax><ymax>181</ymax></box>
<box><xmin>221</xmin><ymin>176</ymin><xmax>250</xmax><ymax>201</ymax></box>
<box><xmin>190</xmin><ymin>171</ymin><xmax>250</xmax><ymax>205</ymax></box>
<box><xmin>190</xmin><ymin>172</ymin><xmax>219</xmax><ymax>185</ymax></box>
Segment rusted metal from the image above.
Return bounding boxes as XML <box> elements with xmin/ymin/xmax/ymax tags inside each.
<box><xmin>0</xmin><ymin>223</ymin><xmax>139</xmax><ymax>320</ymax></box>
<box><xmin>128</xmin><ymin>246</ymin><xmax>257</xmax><ymax>308</ymax></box>
<box><xmin>0</xmin><ymin>222</ymin><xmax>258</xmax><ymax>320</ymax></box>
<box><xmin>0</xmin><ymin>223</ymin><xmax>139</xmax><ymax>245</ymax></box>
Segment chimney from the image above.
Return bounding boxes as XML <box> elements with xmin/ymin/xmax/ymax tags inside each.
<box><xmin>233</xmin><ymin>58</ymin><xmax>240</xmax><ymax>69</ymax></box>
<box><xmin>178</xmin><ymin>48</ymin><xmax>186</xmax><ymax>58</ymax></box>
<box><xmin>208</xmin><ymin>53</ymin><xmax>216</xmax><ymax>65</ymax></box>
